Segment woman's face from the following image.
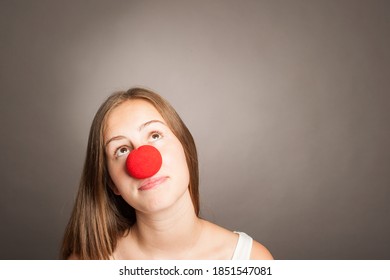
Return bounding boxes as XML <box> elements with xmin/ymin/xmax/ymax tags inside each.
<box><xmin>104</xmin><ymin>99</ymin><xmax>190</xmax><ymax>214</ymax></box>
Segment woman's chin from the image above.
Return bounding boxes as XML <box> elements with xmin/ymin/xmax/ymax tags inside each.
<box><xmin>134</xmin><ymin>187</ymin><xmax>190</xmax><ymax>216</ymax></box>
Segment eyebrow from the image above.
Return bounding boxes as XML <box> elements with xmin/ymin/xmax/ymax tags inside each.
<box><xmin>105</xmin><ymin>120</ymin><xmax>167</xmax><ymax>147</ymax></box>
<box><xmin>138</xmin><ymin>120</ymin><xmax>166</xmax><ymax>132</ymax></box>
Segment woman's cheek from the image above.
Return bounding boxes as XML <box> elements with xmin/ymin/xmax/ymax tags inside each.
<box><xmin>169</xmin><ymin>143</ymin><xmax>190</xmax><ymax>182</ymax></box>
<box><xmin>108</xmin><ymin>159</ymin><xmax>128</xmax><ymax>186</ymax></box>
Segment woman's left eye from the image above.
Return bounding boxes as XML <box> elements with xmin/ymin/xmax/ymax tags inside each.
<box><xmin>150</xmin><ymin>131</ymin><xmax>162</xmax><ymax>141</ymax></box>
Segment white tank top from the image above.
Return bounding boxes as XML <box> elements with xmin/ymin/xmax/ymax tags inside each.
<box><xmin>231</xmin><ymin>231</ymin><xmax>253</xmax><ymax>260</ymax></box>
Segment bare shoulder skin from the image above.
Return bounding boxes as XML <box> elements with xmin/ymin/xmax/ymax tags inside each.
<box><xmin>250</xmin><ymin>240</ymin><xmax>274</xmax><ymax>260</ymax></box>
<box><xmin>201</xmin><ymin>220</ymin><xmax>274</xmax><ymax>260</ymax></box>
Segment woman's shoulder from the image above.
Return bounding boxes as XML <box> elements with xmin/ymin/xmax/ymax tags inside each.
<box><xmin>201</xmin><ymin>220</ymin><xmax>238</xmax><ymax>243</ymax></box>
<box><xmin>250</xmin><ymin>239</ymin><xmax>274</xmax><ymax>260</ymax></box>
<box><xmin>203</xmin><ymin>220</ymin><xmax>273</xmax><ymax>260</ymax></box>
<box><xmin>200</xmin><ymin>220</ymin><xmax>239</xmax><ymax>258</ymax></box>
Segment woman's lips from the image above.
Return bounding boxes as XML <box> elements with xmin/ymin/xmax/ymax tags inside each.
<box><xmin>138</xmin><ymin>176</ymin><xmax>168</xmax><ymax>191</ymax></box>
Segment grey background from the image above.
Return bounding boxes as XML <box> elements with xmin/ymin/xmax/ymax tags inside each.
<box><xmin>1</xmin><ymin>0</ymin><xmax>389</xmax><ymax>260</ymax></box>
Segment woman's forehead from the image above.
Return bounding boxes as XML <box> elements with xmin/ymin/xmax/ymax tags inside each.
<box><xmin>104</xmin><ymin>99</ymin><xmax>164</xmax><ymax>134</ymax></box>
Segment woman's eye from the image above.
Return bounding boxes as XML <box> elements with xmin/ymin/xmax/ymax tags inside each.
<box><xmin>115</xmin><ymin>147</ymin><xmax>130</xmax><ymax>157</ymax></box>
<box><xmin>150</xmin><ymin>131</ymin><xmax>162</xmax><ymax>141</ymax></box>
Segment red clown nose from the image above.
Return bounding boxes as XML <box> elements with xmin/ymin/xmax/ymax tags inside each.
<box><xmin>126</xmin><ymin>145</ymin><xmax>162</xmax><ymax>179</ymax></box>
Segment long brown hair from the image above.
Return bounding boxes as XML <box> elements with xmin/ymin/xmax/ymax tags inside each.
<box><xmin>61</xmin><ymin>87</ymin><xmax>199</xmax><ymax>259</ymax></box>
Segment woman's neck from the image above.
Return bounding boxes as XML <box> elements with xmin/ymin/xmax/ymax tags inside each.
<box><xmin>130</xmin><ymin>190</ymin><xmax>204</xmax><ymax>258</ymax></box>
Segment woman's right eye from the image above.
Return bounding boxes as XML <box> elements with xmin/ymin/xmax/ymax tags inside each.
<box><xmin>115</xmin><ymin>146</ymin><xmax>130</xmax><ymax>157</ymax></box>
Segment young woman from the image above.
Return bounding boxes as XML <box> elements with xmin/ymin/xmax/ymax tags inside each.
<box><xmin>61</xmin><ymin>87</ymin><xmax>273</xmax><ymax>260</ymax></box>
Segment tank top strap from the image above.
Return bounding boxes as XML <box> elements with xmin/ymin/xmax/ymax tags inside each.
<box><xmin>231</xmin><ymin>231</ymin><xmax>253</xmax><ymax>260</ymax></box>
